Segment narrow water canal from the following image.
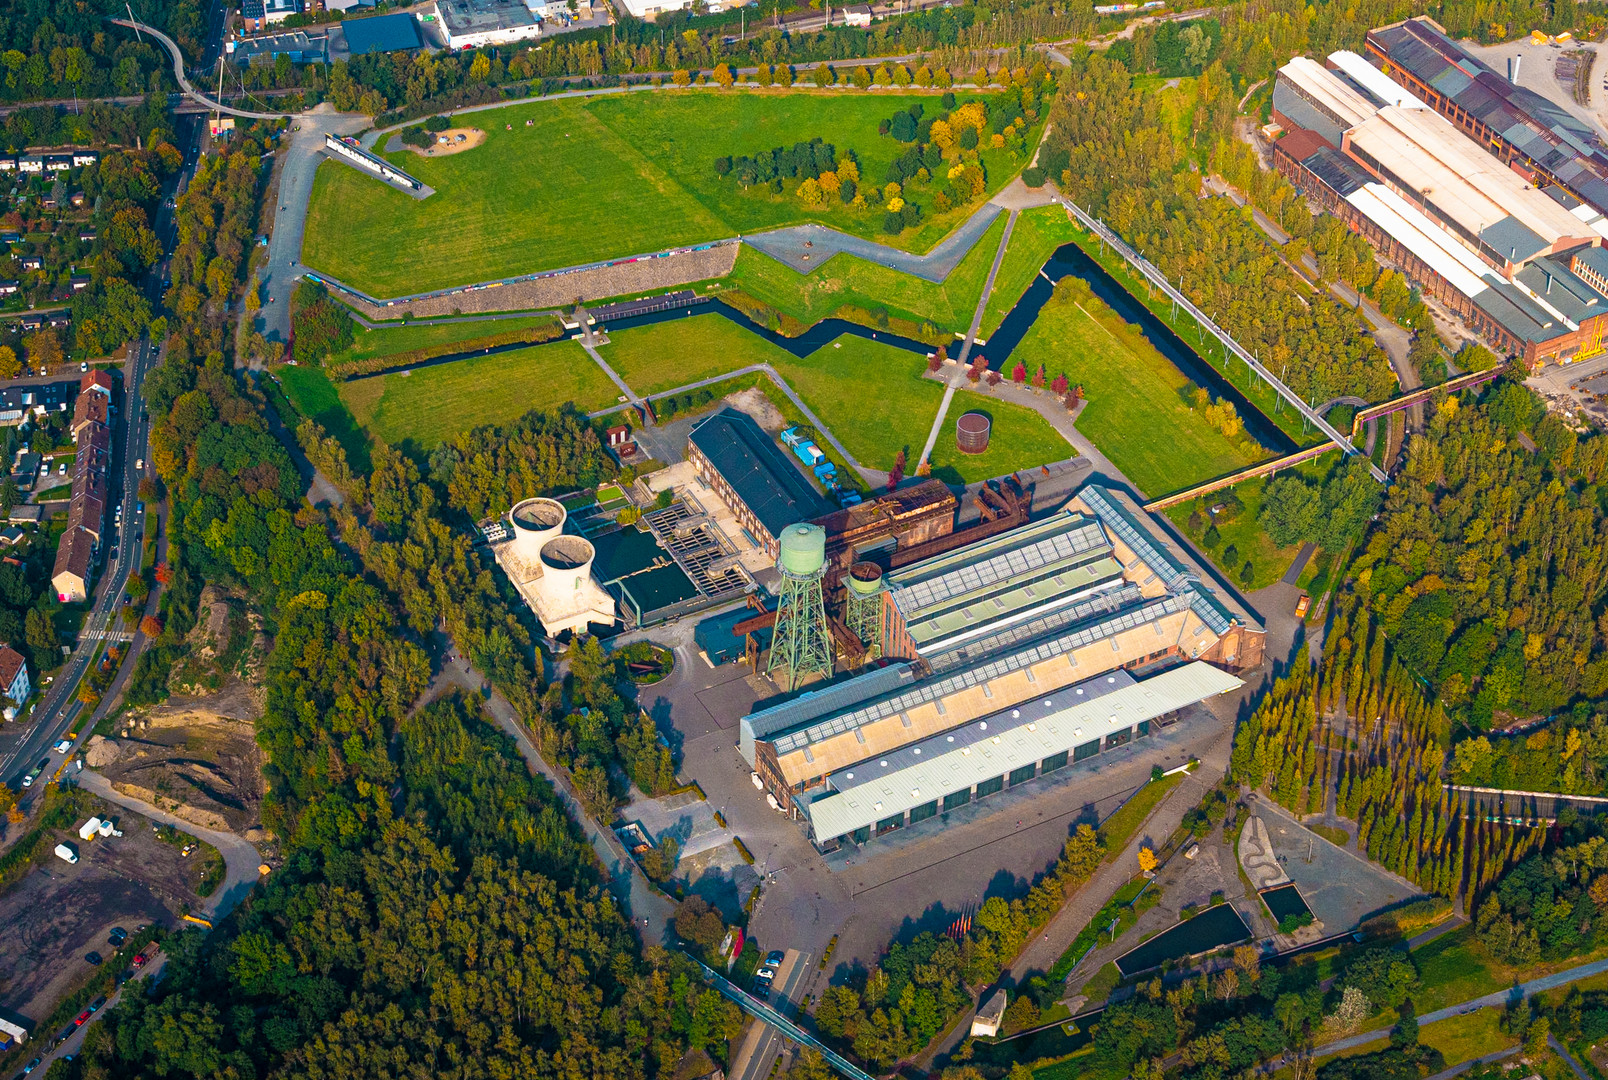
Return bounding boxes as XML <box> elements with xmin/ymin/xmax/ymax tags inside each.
<box><xmin>350</xmin><ymin>243</ymin><xmax>1301</xmax><ymax>461</ymax></box>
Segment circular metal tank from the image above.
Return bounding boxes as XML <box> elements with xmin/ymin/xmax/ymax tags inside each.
<box><xmin>777</xmin><ymin>523</ymin><xmax>827</xmax><ymax>577</ymax></box>
<box><xmin>848</xmin><ymin>560</ymin><xmax>884</xmax><ymax>595</ymax></box>
<box><xmin>539</xmin><ymin>535</ymin><xmax>596</xmax><ymax>593</ymax></box>
<box><xmin>956</xmin><ymin>412</ymin><xmax>991</xmax><ymax>455</ymax></box>
<box><xmin>510</xmin><ymin>497</ymin><xmax>566</xmax><ymax>564</ymax></box>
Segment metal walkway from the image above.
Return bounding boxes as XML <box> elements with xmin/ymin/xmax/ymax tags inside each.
<box><xmin>693</xmin><ymin>959</ymin><xmax>878</xmax><ymax>1080</ymax></box>
<box><xmin>1057</xmin><ymin>196</ymin><xmax>1388</xmax><ymax>483</ymax></box>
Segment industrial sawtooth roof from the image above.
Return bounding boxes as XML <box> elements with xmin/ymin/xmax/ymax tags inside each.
<box><xmin>803</xmin><ymin>662</ymin><xmax>1243</xmax><ymax>841</ymax></box>
<box><xmin>885</xmin><ymin>510</ymin><xmax>1117</xmax><ymax>651</ymax></box>
<box><xmin>1369</xmin><ymin>19</ymin><xmax>1608</xmax><ymax>213</ymax></box>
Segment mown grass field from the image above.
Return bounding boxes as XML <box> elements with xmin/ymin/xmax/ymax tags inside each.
<box><xmin>773</xmin><ymin>337</ymin><xmax>945</xmax><ymax>472</ymax></box>
<box><xmin>304</xmin><ymin>90</ymin><xmax>1033</xmax><ymax>296</ymax></box>
<box><xmin>331</xmin><ymin>314</ymin><xmax>557</xmax><ymax>366</ymax></box>
<box><xmin>927</xmin><ymin>389</ymin><xmax>1074</xmax><ymax>485</ymax></box>
<box><xmin>337</xmin><ymin>340</ymin><xmax>619</xmax><ymax>449</ymax></box>
<box><xmin>721</xmin><ymin>211</ymin><xmax>1006</xmax><ymax>337</ymax></box>
<box><xmin>1011</xmin><ymin>284</ymin><xmax>1261</xmax><ymax>499</ymax></box>
<box><xmin>979</xmin><ymin>204</ymin><xmax>1081</xmax><ymax>337</ymax></box>
<box><xmin>602</xmin><ymin>312</ymin><xmax>796</xmax><ymax>396</ymax></box>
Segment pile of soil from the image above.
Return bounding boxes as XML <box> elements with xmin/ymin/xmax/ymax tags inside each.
<box><xmin>95</xmin><ymin>678</ymin><xmax>266</xmax><ymax>835</ymax></box>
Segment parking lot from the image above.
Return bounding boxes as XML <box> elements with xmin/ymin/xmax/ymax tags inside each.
<box><xmin>0</xmin><ymin>799</ymin><xmax>202</xmax><ymax>1029</ymax></box>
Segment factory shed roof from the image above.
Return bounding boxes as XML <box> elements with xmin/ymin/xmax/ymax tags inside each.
<box><xmin>1514</xmin><ymin>254</ymin><xmax>1608</xmax><ymax>326</ymax></box>
<box><xmin>741</xmin><ymin>662</ymin><xmax>917</xmax><ymax>758</ymax></box>
<box><xmin>1327</xmin><ymin>49</ymin><xmax>1427</xmax><ymax>109</ymax></box>
<box><xmin>1345</xmin><ymin>106</ymin><xmax>1596</xmax><ymax>255</ymax></box>
<box><xmin>1275</xmin><ymin>128</ymin><xmax>1335</xmax><ymax>164</ymax></box>
<box><xmin>1277</xmin><ymin>57</ymin><xmax>1382</xmax><ymax>128</ymax></box>
<box><xmin>688</xmin><ymin>408</ymin><xmax>829</xmax><ymax>539</ymax></box>
<box><xmin>756</xmin><ymin>588</ymin><xmax>1193</xmax><ymax>761</ymax></box>
<box><xmin>804</xmin><ymin>662</ymin><xmax>1243</xmax><ymax>840</ymax></box>
<box><xmin>341</xmin><ymin>12</ymin><xmax>423</xmax><ymax>54</ymax></box>
<box><xmin>1572</xmin><ymin>244</ymin><xmax>1608</xmax><ymax>280</ymax></box>
<box><xmin>885</xmin><ymin>510</ymin><xmax>1116</xmax><ymax>651</ymax></box>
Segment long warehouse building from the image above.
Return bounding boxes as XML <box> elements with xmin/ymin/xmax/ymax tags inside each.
<box><xmin>1272</xmin><ymin>50</ymin><xmax>1608</xmax><ymax>365</ymax></box>
<box><xmin>739</xmin><ymin>484</ymin><xmax>1256</xmax><ymax>850</ymax></box>
<box><xmin>1365</xmin><ymin>18</ymin><xmax>1608</xmax><ymax>219</ymax></box>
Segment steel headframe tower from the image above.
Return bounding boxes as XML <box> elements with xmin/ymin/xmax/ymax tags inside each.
<box><xmin>767</xmin><ymin>523</ymin><xmax>833</xmax><ymax>691</ymax></box>
<box><xmin>844</xmin><ymin>560</ymin><xmax>884</xmax><ymax>658</ymax></box>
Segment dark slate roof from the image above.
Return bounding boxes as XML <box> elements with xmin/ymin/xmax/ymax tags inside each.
<box><xmin>1303</xmin><ymin>145</ymin><xmax>1372</xmax><ymax>199</ymax></box>
<box><xmin>341</xmin><ymin>12</ymin><xmax>424</xmax><ymax>55</ymax></box>
<box><xmin>688</xmin><ymin>407</ymin><xmax>829</xmax><ymax>539</ymax></box>
<box><xmin>1480</xmin><ymin>215</ymin><xmax>1549</xmax><ymax>264</ymax></box>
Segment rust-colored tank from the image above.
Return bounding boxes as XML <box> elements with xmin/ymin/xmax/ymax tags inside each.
<box><xmin>956</xmin><ymin>412</ymin><xmax>991</xmax><ymax>455</ymax></box>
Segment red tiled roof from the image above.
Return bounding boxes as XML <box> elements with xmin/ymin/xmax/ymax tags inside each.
<box><xmin>79</xmin><ymin>370</ymin><xmax>114</xmax><ymax>396</ymax></box>
<box><xmin>0</xmin><ymin>645</ymin><xmax>26</xmax><ymax>690</ymax></box>
<box><xmin>1273</xmin><ymin>126</ymin><xmax>1336</xmax><ymax>164</ymax></box>
<box><xmin>52</xmin><ymin>525</ymin><xmax>92</xmax><ymax>584</ymax></box>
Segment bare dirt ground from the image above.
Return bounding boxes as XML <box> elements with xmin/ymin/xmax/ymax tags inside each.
<box><xmin>89</xmin><ymin>676</ymin><xmax>266</xmax><ymax>836</ymax></box>
<box><xmin>0</xmin><ymin>800</ymin><xmax>208</xmax><ymax>1027</ymax></box>
<box><xmin>405</xmin><ymin>127</ymin><xmax>485</xmax><ymax>157</ymax></box>
<box><xmin>724</xmin><ymin>386</ymin><xmax>787</xmax><ymax>433</ymax></box>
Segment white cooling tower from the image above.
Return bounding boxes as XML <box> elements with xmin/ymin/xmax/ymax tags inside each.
<box><xmin>509</xmin><ymin>498</ymin><xmax>566</xmax><ymax>564</ymax></box>
<box><xmin>538</xmin><ymin>536</ymin><xmax>596</xmax><ymax>596</ymax></box>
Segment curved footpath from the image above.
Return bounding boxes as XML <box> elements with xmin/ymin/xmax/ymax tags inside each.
<box><xmin>109</xmin><ymin>18</ymin><xmax>290</xmax><ymax>120</ymax></box>
<box><xmin>77</xmin><ymin>770</ymin><xmax>263</xmax><ymax>921</ymax></box>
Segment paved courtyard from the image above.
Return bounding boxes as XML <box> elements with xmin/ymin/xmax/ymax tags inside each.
<box><xmin>619</xmin><ymin>787</ymin><xmax>760</xmax><ymax>920</ymax></box>
<box><xmin>1253</xmin><ymin>797</ymin><xmax>1423</xmax><ymax>932</ymax></box>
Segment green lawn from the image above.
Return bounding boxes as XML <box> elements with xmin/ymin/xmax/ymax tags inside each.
<box><xmin>721</xmin><ymin>212</ymin><xmax>1006</xmax><ymax>339</ymax></box>
<box><xmin>305</xmin><ymin>90</ymin><xmax>1035</xmax><ymax>297</ymax></box>
<box><xmin>1416</xmin><ymin>1009</ymin><xmax>1517</xmax><ymax>1065</ymax></box>
<box><xmin>927</xmin><ymin>389</ymin><xmax>1075</xmax><ymax>485</ymax></box>
<box><xmin>278</xmin><ymin>364</ymin><xmax>372</xmax><ymax>470</ymax></box>
<box><xmin>1011</xmin><ymin>285</ymin><xmax>1261</xmax><ymax>498</ymax></box>
<box><xmin>1164</xmin><ymin>465</ymin><xmax>1322</xmax><ymax>592</ymax></box>
<box><xmin>333</xmin><ymin>314</ymin><xmax>557</xmax><ymax>366</ymax></box>
<box><xmin>980</xmin><ymin>205</ymin><xmax>1081</xmax><ymax>338</ymax></box>
<box><xmin>601</xmin><ymin>312</ymin><xmax>796</xmax><ymax>396</ymax></box>
<box><xmin>773</xmin><ymin>337</ymin><xmax>945</xmax><ymax>472</ymax></box>
<box><xmin>337</xmin><ymin>340</ymin><xmax>619</xmax><ymax>449</ymax></box>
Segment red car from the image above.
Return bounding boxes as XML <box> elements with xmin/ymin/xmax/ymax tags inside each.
<box><xmin>73</xmin><ymin>1010</ymin><xmax>90</xmax><ymax>1026</ymax></box>
<box><xmin>131</xmin><ymin>953</ymin><xmax>147</xmax><ymax>968</ymax></box>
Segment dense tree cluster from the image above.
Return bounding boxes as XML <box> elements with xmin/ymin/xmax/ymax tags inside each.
<box><xmin>1357</xmin><ymin>381</ymin><xmax>1608</xmax><ymax>722</ymax></box>
<box><xmin>1259</xmin><ymin>458</ymin><xmax>1384</xmax><ymax>553</ymax></box>
<box><xmin>715</xmin><ymin>138</ymin><xmax>840</xmax><ymax>189</ymax></box>
<box><xmin>1474</xmin><ymin>832</ymin><xmax>1608</xmax><ymax>965</ymax></box>
<box><xmin>1451</xmin><ymin>707</ymin><xmax>1608</xmax><ymax>794</ymax></box>
<box><xmin>289</xmin><ymin>280</ymin><xmax>355</xmax><ymax>365</ymax></box>
<box><xmin>0</xmin><ymin>94</ymin><xmax>174</xmax><ymax>152</ymax></box>
<box><xmin>0</xmin><ymin>12</ymin><xmax>187</xmax><ymax>106</ymax></box>
<box><xmin>1041</xmin><ymin>53</ymin><xmax>1397</xmax><ymax>402</ymax></box>
<box><xmin>428</xmin><ymin>406</ymin><xmax>618</xmax><ymax>521</ymax></box>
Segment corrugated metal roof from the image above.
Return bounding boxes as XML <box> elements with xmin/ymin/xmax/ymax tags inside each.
<box><xmin>803</xmin><ymin>662</ymin><xmax>1243</xmax><ymax>840</ymax></box>
<box><xmin>1327</xmin><ymin>50</ymin><xmax>1427</xmax><ymax>109</ymax></box>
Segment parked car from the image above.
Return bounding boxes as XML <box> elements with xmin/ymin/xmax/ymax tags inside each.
<box><xmin>84</xmin><ymin>952</ymin><xmax>102</xmax><ymax>965</ymax></box>
<box><xmin>764</xmin><ymin>950</ymin><xmax>784</xmax><ymax>969</ymax></box>
<box><xmin>74</xmin><ymin>1009</ymin><xmax>90</xmax><ymax>1026</ymax></box>
<box><xmin>108</xmin><ymin>928</ymin><xmax>126</xmax><ymax>945</ymax></box>
<box><xmin>23</xmin><ymin>1057</ymin><xmax>39</xmax><ymax>1073</ymax></box>
<box><xmin>754</xmin><ymin>967</ymin><xmax>774</xmax><ymax>982</ymax></box>
<box><xmin>131</xmin><ymin>952</ymin><xmax>147</xmax><ymax>968</ymax></box>
<box><xmin>53</xmin><ymin>739</ymin><xmax>72</xmax><ymax>753</ymax></box>
<box><xmin>89</xmin><ymin>996</ymin><xmax>106</xmax><ymax>1012</ymax></box>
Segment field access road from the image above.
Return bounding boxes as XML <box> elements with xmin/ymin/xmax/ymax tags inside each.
<box><xmin>77</xmin><ymin>771</ymin><xmax>264</xmax><ymax>920</ymax></box>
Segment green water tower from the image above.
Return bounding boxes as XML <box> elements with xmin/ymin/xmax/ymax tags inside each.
<box><xmin>845</xmin><ymin>561</ymin><xmax>884</xmax><ymax>656</ymax></box>
<box><xmin>768</xmin><ymin>524</ymin><xmax>833</xmax><ymax>691</ymax></box>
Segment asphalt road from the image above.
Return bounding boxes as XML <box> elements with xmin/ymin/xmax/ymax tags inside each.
<box><xmin>1</xmin><ymin>107</ymin><xmax>208</xmax><ymax>798</ymax></box>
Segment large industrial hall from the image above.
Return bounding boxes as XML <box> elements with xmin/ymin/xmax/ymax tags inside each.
<box><xmin>736</xmin><ymin>483</ymin><xmax>1259</xmax><ymax>852</ymax></box>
